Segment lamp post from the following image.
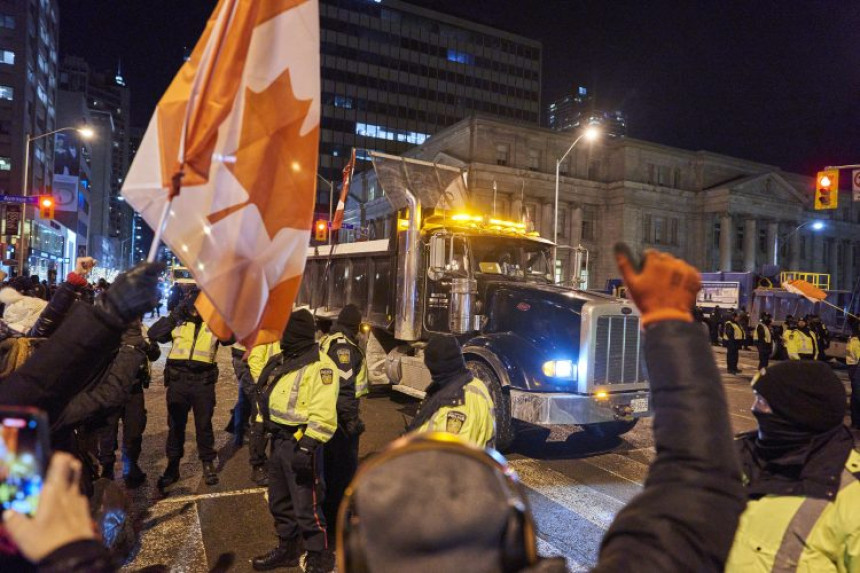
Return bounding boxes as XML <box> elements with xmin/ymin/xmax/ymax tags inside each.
<box><xmin>18</xmin><ymin>126</ymin><xmax>95</xmax><ymax>274</ymax></box>
<box><xmin>775</xmin><ymin>220</ymin><xmax>825</xmax><ymax>266</ymax></box>
<box><xmin>553</xmin><ymin>126</ymin><xmax>599</xmax><ymax>278</ymax></box>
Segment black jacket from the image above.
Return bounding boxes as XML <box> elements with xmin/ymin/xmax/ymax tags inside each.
<box><xmin>27</xmin><ymin>281</ymin><xmax>82</xmax><ymax>339</ymax></box>
<box><xmin>0</xmin><ymin>302</ymin><xmax>124</xmax><ymax>424</ymax></box>
<box><xmin>594</xmin><ymin>321</ymin><xmax>745</xmax><ymax>572</ymax></box>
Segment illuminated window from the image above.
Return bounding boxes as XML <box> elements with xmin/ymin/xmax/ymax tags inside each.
<box><xmin>0</xmin><ymin>85</ymin><xmax>12</xmax><ymax>100</ymax></box>
<box><xmin>355</xmin><ymin>122</ymin><xmax>429</xmax><ymax>145</ymax></box>
<box><xmin>0</xmin><ymin>50</ymin><xmax>13</xmax><ymax>65</ymax></box>
<box><xmin>333</xmin><ymin>95</ymin><xmax>353</xmax><ymax>109</ymax></box>
<box><xmin>447</xmin><ymin>49</ymin><xmax>474</xmax><ymax>65</ymax></box>
<box><xmin>0</xmin><ymin>157</ymin><xmax>10</xmax><ymax>170</ymax></box>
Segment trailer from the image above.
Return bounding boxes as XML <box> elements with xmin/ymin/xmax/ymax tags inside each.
<box><xmin>297</xmin><ymin>152</ymin><xmax>651</xmax><ymax>449</ymax></box>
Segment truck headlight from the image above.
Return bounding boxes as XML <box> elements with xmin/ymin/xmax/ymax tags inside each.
<box><xmin>542</xmin><ymin>359</ymin><xmax>575</xmax><ymax>379</ymax></box>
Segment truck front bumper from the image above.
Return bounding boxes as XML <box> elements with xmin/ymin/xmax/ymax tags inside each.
<box><xmin>509</xmin><ymin>389</ymin><xmax>652</xmax><ymax>426</ymax></box>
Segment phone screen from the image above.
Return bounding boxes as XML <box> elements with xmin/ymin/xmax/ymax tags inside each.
<box><xmin>0</xmin><ymin>408</ymin><xmax>49</xmax><ymax>517</ymax></box>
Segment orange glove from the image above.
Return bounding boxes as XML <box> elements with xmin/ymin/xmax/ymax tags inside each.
<box><xmin>614</xmin><ymin>243</ymin><xmax>701</xmax><ymax>327</ymax></box>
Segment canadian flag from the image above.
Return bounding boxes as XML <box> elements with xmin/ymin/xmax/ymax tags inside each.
<box><xmin>331</xmin><ymin>147</ymin><xmax>355</xmax><ymax>231</ymax></box>
<box><xmin>121</xmin><ymin>0</ymin><xmax>320</xmax><ymax>347</ymax></box>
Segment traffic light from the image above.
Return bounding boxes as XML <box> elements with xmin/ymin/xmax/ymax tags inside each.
<box><xmin>814</xmin><ymin>169</ymin><xmax>839</xmax><ymax>210</ymax></box>
<box><xmin>314</xmin><ymin>219</ymin><xmax>328</xmax><ymax>242</ymax></box>
<box><xmin>38</xmin><ymin>195</ymin><xmax>55</xmax><ymax>219</ymax></box>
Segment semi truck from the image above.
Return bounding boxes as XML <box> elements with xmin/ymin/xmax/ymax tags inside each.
<box><xmin>297</xmin><ymin>152</ymin><xmax>651</xmax><ymax>449</ymax></box>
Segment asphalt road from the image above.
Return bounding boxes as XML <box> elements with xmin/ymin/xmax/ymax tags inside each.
<box><xmin>116</xmin><ymin>341</ymin><xmax>852</xmax><ymax>572</ymax></box>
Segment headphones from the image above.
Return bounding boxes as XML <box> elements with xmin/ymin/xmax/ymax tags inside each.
<box><xmin>336</xmin><ymin>432</ymin><xmax>538</xmax><ymax>573</ymax></box>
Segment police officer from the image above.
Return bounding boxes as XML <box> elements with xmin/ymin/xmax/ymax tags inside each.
<box><xmin>785</xmin><ymin>315</ymin><xmax>817</xmax><ymax>360</ymax></box>
<box><xmin>97</xmin><ymin>319</ymin><xmax>161</xmax><ymax>487</ymax></box>
<box><xmin>247</xmin><ymin>339</ymin><xmax>280</xmax><ymax>485</ymax></box>
<box><xmin>721</xmin><ymin>312</ymin><xmax>744</xmax><ymax>375</ymax></box>
<box><xmin>752</xmin><ymin>313</ymin><xmax>773</xmax><ymax>371</ymax></box>
<box><xmin>319</xmin><ymin>304</ymin><xmax>369</xmax><ymax>531</ymax></box>
<box><xmin>408</xmin><ymin>335</ymin><xmax>495</xmax><ymax>448</ymax></box>
<box><xmin>808</xmin><ymin>314</ymin><xmax>830</xmax><ymax>361</ymax></box>
<box><xmin>149</xmin><ymin>289</ymin><xmax>227</xmax><ymax>488</ymax></box>
<box><xmin>726</xmin><ymin>362</ymin><xmax>860</xmax><ymax>571</ymax></box>
<box><xmin>252</xmin><ymin>310</ymin><xmax>338</xmax><ymax>573</ymax></box>
<box><xmin>847</xmin><ymin>323</ymin><xmax>860</xmax><ymax>429</ymax></box>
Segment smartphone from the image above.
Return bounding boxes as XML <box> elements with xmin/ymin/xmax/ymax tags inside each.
<box><xmin>0</xmin><ymin>407</ymin><xmax>50</xmax><ymax>517</ymax></box>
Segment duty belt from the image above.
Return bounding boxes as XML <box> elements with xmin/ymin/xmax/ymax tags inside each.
<box><xmin>270</xmin><ymin>424</ymin><xmax>306</xmax><ymax>442</ymax></box>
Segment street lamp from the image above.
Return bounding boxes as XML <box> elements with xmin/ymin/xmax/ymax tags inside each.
<box><xmin>17</xmin><ymin>125</ymin><xmax>95</xmax><ymax>274</ymax></box>
<box><xmin>553</xmin><ymin>125</ymin><xmax>599</xmax><ymax>275</ymax></box>
<box><xmin>775</xmin><ymin>220</ymin><xmax>825</xmax><ymax>266</ymax></box>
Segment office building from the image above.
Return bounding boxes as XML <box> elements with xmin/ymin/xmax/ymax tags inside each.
<box><xmin>318</xmin><ymin>0</ymin><xmax>541</xmax><ymax>209</ymax></box>
<box><xmin>547</xmin><ymin>86</ymin><xmax>627</xmax><ymax>138</ymax></box>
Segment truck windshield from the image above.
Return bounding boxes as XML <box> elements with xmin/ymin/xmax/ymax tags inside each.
<box><xmin>468</xmin><ymin>237</ymin><xmax>552</xmax><ymax>283</ymax></box>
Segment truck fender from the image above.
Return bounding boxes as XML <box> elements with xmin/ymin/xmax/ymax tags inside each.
<box><xmin>462</xmin><ymin>346</ymin><xmax>512</xmax><ymax>388</ymax></box>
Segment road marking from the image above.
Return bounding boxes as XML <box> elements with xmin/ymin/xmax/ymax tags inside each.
<box><xmin>729</xmin><ymin>411</ymin><xmax>755</xmax><ymax>421</ymax></box>
<box><xmin>156</xmin><ymin>487</ymin><xmax>267</xmax><ymax>505</ymax></box>
<box><xmin>510</xmin><ymin>459</ymin><xmax>628</xmax><ymax>530</ymax></box>
<box><xmin>537</xmin><ymin>536</ymin><xmax>589</xmax><ymax>572</ymax></box>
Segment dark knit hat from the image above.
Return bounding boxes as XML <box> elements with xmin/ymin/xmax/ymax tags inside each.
<box><xmin>753</xmin><ymin>361</ymin><xmax>846</xmax><ymax>432</ymax></box>
<box><xmin>424</xmin><ymin>335</ymin><xmax>466</xmax><ymax>379</ymax></box>
<box><xmin>284</xmin><ymin>308</ymin><xmax>316</xmax><ymax>339</ymax></box>
<box><xmin>337</xmin><ymin>304</ymin><xmax>362</xmax><ymax>331</ymax></box>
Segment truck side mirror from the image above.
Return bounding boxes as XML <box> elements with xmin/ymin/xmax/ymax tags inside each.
<box><xmin>429</xmin><ymin>234</ymin><xmax>448</xmax><ymax>280</ymax></box>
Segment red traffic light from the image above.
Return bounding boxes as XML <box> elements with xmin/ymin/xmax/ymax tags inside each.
<box><xmin>40</xmin><ymin>197</ymin><xmax>53</xmax><ymax>208</ymax></box>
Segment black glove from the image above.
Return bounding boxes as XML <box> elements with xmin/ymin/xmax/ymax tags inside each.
<box><xmin>293</xmin><ymin>436</ymin><xmax>319</xmax><ymax>481</ymax></box>
<box><xmin>103</xmin><ymin>262</ymin><xmax>165</xmax><ymax>323</ymax></box>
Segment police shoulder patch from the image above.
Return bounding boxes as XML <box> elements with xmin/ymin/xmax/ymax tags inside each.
<box><xmin>337</xmin><ymin>347</ymin><xmax>351</xmax><ymax>364</ymax></box>
<box><xmin>446</xmin><ymin>411</ymin><xmax>467</xmax><ymax>434</ymax></box>
<box><xmin>321</xmin><ymin>368</ymin><xmax>334</xmax><ymax>385</ymax></box>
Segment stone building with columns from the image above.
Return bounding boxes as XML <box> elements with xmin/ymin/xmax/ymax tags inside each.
<box><xmin>344</xmin><ymin>114</ymin><xmax>860</xmax><ymax>291</ymax></box>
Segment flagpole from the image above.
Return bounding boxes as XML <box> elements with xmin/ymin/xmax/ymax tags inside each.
<box><xmin>147</xmin><ymin>171</ymin><xmax>184</xmax><ymax>263</ymax></box>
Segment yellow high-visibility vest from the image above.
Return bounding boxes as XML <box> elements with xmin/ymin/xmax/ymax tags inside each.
<box><xmin>415</xmin><ymin>378</ymin><xmax>495</xmax><ymax>448</ymax></box>
<box><xmin>752</xmin><ymin>323</ymin><xmax>772</xmax><ymax>344</ymax></box>
<box><xmin>320</xmin><ymin>332</ymin><xmax>369</xmax><ymax>398</ymax></box>
<box><xmin>721</xmin><ymin>321</ymin><xmax>744</xmax><ymax>342</ymax></box>
<box><xmin>847</xmin><ymin>337</ymin><xmax>860</xmax><ymax>366</ymax></box>
<box><xmin>168</xmin><ymin>321</ymin><xmax>218</xmax><ymax>364</ymax></box>
<box><xmin>266</xmin><ymin>353</ymin><xmax>340</xmax><ymax>443</ymax></box>
<box><xmin>785</xmin><ymin>329</ymin><xmax>816</xmax><ymax>360</ymax></box>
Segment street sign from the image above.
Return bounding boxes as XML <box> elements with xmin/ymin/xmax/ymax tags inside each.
<box><xmin>4</xmin><ymin>204</ymin><xmax>20</xmax><ymax>235</ymax></box>
<box><xmin>853</xmin><ymin>169</ymin><xmax>860</xmax><ymax>202</ymax></box>
<box><xmin>0</xmin><ymin>195</ymin><xmax>38</xmax><ymax>205</ymax></box>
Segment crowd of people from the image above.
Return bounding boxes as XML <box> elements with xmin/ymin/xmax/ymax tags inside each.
<box><xmin>0</xmin><ymin>246</ymin><xmax>855</xmax><ymax>572</ymax></box>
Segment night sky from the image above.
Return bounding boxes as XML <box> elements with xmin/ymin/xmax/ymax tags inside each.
<box><xmin>58</xmin><ymin>0</ymin><xmax>860</xmax><ymax>175</ymax></box>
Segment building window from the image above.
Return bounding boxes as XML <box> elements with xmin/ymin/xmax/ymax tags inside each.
<box><xmin>0</xmin><ymin>157</ymin><xmax>10</xmax><ymax>170</ymax></box>
<box><xmin>672</xmin><ymin>168</ymin><xmax>681</xmax><ymax>189</ymax></box>
<box><xmin>528</xmin><ymin>149</ymin><xmax>540</xmax><ymax>171</ymax></box>
<box><xmin>643</xmin><ymin>214</ymin><xmax>679</xmax><ymax>246</ymax></box>
<box><xmin>582</xmin><ymin>206</ymin><xmax>596</xmax><ymax>241</ymax></box>
<box><xmin>446</xmin><ymin>49</ymin><xmax>474</xmax><ymax>65</ymax></box>
<box><xmin>0</xmin><ymin>50</ymin><xmax>13</xmax><ymax>65</ymax></box>
<box><xmin>714</xmin><ymin>222</ymin><xmax>721</xmax><ymax>249</ymax></box>
<box><xmin>496</xmin><ymin>144</ymin><xmax>509</xmax><ymax>166</ymax></box>
<box><xmin>559</xmin><ymin>159</ymin><xmax>569</xmax><ymax>175</ymax></box>
<box><xmin>0</xmin><ymin>15</ymin><xmax>14</xmax><ymax>29</ymax></box>
<box><xmin>0</xmin><ymin>85</ymin><xmax>12</xmax><ymax>100</ymax></box>
<box><xmin>758</xmin><ymin>229</ymin><xmax>767</xmax><ymax>253</ymax></box>
<box><xmin>333</xmin><ymin>95</ymin><xmax>353</xmax><ymax>109</ymax></box>
<box><xmin>525</xmin><ymin>204</ymin><xmax>537</xmax><ymax>228</ymax></box>
<box><xmin>558</xmin><ymin>209</ymin><xmax>567</xmax><ymax>238</ymax></box>
<box><xmin>355</xmin><ymin>122</ymin><xmax>429</xmax><ymax>145</ymax></box>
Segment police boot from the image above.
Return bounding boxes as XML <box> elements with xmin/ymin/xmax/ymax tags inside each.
<box><xmin>124</xmin><ymin>462</ymin><xmax>147</xmax><ymax>489</ymax></box>
<box><xmin>202</xmin><ymin>461</ymin><xmax>219</xmax><ymax>486</ymax></box>
<box><xmin>252</xmin><ymin>539</ymin><xmax>302</xmax><ymax>571</ymax></box>
<box><xmin>157</xmin><ymin>459</ymin><xmax>181</xmax><ymax>490</ymax></box>
<box><xmin>304</xmin><ymin>550</ymin><xmax>335</xmax><ymax>573</ymax></box>
<box><xmin>251</xmin><ymin>465</ymin><xmax>268</xmax><ymax>486</ymax></box>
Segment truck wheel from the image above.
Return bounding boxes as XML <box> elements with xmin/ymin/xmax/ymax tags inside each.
<box><xmin>582</xmin><ymin>419</ymin><xmax>638</xmax><ymax>440</ymax></box>
<box><xmin>466</xmin><ymin>359</ymin><xmax>515</xmax><ymax>452</ymax></box>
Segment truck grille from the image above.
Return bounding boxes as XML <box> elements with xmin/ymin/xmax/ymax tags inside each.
<box><xmin>593</xmin><ymin>315</ymin><xmax>646</xmax><ymax>385</ymax></box>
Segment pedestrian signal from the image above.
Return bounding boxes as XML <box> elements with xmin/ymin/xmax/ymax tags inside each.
<box><xmin>814</xmin><ymin>170</ymin><xmax>838</xmax><ymax>210</ymax></box>
<box><xmin>38</xmin><ymin>195</ymin><xmax>55</xmax><ymax>219</ymax></box>
<box><xmin>315</xmin><ymin>220</ymin><xmax>328</xmax><ymax>242</ymax></box>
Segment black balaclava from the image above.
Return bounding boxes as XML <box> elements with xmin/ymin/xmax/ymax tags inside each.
<box><xmin>335</xmin><ymin>304</ymin><xmax>362</xmax><ymax>339</ymax></box>
<box><xmin>424</xmin><ymin>335</ymin><xmax>468</xmax><ymax>386</ymax></box>
<box><xmin>281</xmin><ymin>309</ymin><xmax>317</xmax><ymax>357</ymax></box>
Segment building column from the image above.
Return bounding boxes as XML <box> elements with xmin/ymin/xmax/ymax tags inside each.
<box><xmin>541</xmin><ymin>202</ymin><xmax>553</xmax><ymax>240</ymax></box>
<box><xmin>719</xmin><ymin>214</ymin><xmax>733</xmax><ymax>272</ymax></box>
<box><xmin>812</xmin><ymin>234</ymin><xmax>824</xmax><ymax>273</ymax></box>
<box><xmin>789</xmin><ymin>229</ymin><xmax>801</xmax><ymax>270</ymax></box>
<box><xmin>743</xmin><ymin>219</ymin><xmax>757</xmax><ymax>272</ymax></box>
<box><xmin>766</xmin><ymin>222</ymin><xmax>779</xmax><ymax>266</ymax></box>
<box><xmin>570</xmin><ymin>205</ymin><xmax>583</xmax><ymax>245</ymax></box>
<box><xmin>845</xmin><ymin>242</ymin><xmax>856</xmax><ymax>291</ymax></box>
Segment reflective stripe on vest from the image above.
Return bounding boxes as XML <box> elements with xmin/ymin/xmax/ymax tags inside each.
<box><xmin>753</xmin><ymin>324</ymin><xmax>772</xmax><ymax>344</ymax></box>
<box><xmin>268</xmin><ymin>366</ymin><xmax>309</xmax><ymax>426</ymax></box>
<box><xmin>772</xmin><ymin>469</ymin><xmax>856</xmax><ymax>570</ymax></box>
<box><xmin>168</xmin><ymin>322</ymin><xmax>218</xmax><ymax>363</ymax></box>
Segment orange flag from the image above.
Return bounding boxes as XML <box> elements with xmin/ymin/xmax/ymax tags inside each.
<box><xmin>332</xmin><ymin>148</ymin><xmax>355</xmax><ymax>231</ymax></box>
<box><xmin>121</xmin><ymin>0</ymin><xmax>320</xmax><ymax>347</ymax></box>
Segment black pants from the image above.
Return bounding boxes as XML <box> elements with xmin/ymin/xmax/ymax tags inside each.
<box><xmin>98</xmin><ymin>389</ymin><xmax>147</xmax><ymax>468</ymax></box>
<box><xmin>322</xmin><ymin>429</ymin><xmax>359</xmax><ymax>532</ymax></box>
<box><xmin>725</xmin><ymin>341</ymin><xmax>740</xmax><ymax>372</ymax></box>
<box><xmin>850</xmin><ymin>366</ymin><xmax>860</xmax><ymax>429</ymax></box>
<box><xmin>166</xmin><ymin>369</ymin><xmax>217</xmax><ymax>462</ymax></box>
<box><xmin>756</xmin><ymin>343</ymin><xmax>772</xmax><ymax>371</ymax></box>
<box><xmin>248</xmin><ymin>394</ymin><xmax>268</xmax><ymax>468</ymax></box>
<box><xmin>268</xmin><ymin>434</ymin><xmax>327</xmax><ymax>552</ymax></box>
<box><xmin>231</xmin><ymin>353</ymin><xmax>254</xmax><ymax>444</ymax></box>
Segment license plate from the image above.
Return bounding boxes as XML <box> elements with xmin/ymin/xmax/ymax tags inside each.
<box><xmin>630</xmin><ymin>397</ymin><xmax>649</xmax><ymax>413</ymax></box>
